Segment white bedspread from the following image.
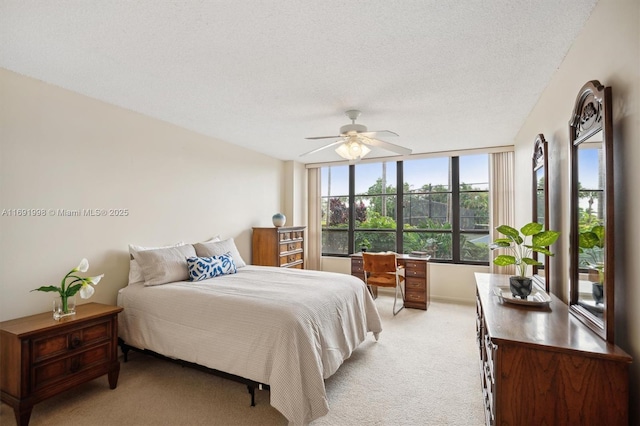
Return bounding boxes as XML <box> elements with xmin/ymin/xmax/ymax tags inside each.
<box><xmin>117</xmin><ymin>265</ymin><xmax>382</xmax><ymax>425</ymax></box>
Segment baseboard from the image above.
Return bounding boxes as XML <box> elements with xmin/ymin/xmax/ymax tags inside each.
<box><xmin>430</xmin><ymin>296</ymin><xmax>475</xmax><ymax>306</ymax></box>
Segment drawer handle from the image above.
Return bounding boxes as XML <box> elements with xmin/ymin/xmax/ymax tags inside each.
<box><xmin>70</xmin><ymin>337</ymin><xmax>82</xmax><ymax>349</ymax></box>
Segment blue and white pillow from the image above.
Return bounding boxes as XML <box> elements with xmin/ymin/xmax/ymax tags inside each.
<box><xmin>186</xmin><ymin>253</ymin><xmax>237</xmax><ymax>281</ymax></box>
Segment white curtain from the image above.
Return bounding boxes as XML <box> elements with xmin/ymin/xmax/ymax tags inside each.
<box><xmin>489</xmin><ymin>151</ymin><xmax>515</xmax><ymax>274</ymax></box>
<box><xmin>306</xmin><ymin>168</ymin><xmax>322</xmax><ymax>270</ymax></box>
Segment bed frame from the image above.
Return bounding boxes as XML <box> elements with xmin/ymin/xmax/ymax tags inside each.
<box><xmin>118</xmin><ymin>339</ymin><xmax>271</xmax><ymax>407</ymax></box>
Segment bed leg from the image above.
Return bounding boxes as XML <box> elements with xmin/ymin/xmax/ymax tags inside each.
<box><xmin>118</xmin><ymin>338</ymin><xmax>130</xmax><ymax>362</ymax></box>
<box><xmin>247</xmin><ymin>385</ymin><xmax>255</xmax><ymax>407</ymax></box>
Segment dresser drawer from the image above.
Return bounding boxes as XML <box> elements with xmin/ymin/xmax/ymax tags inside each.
<box><xmin>280</xmin><ymin>252</ymin><xmax>303</xmax><ymax>268</ymax></box>
<box><xmin>278</xmin><ymin>231</ymin><xmax>291</xmax><ymax>242</ymax></box>
<box><xmin>279</xmin><ymin>230</ymin><xmax>303</xmax><ymax>242</ymax></box>
<box><xmin>32</xmin><ymin>318</ymin><xmax>112</xmax><ymax>363</ymax></box>
<box><xmin>405</xmin><ymin>289</ymin><xmax>426</xmax><ymax>303</ymax></box>
<box><xmin>351</xmin><ymin>258</ymin><xmax>363</xmax><ymax>274</ymax></box>
<box><xmin>280</xmin><ymin>240</ymin><xmax>303</xmax><ymax>254</ymax></box>
<box><xmin>286</xmin><ymin>263</ymin><xmax>304</xmax><ymax>269</ymax></box>
<box><xmin>403</xmin><ymin>262</ymin><xmax>426</xmax><ymax>278</ymax></box>
<box><xmin>405</xmin><ymin>276</ymin><xmax>425</xmax><ymax>290</ymax></box>
<box><xmin>32</xmin><ymin>343</ymin><xmax>111</xmax><ymax>391</ymax></box>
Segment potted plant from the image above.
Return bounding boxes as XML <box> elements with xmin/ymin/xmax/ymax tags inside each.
<box><xmin>490</xmin><ymin>222</ymin><xmax>560</xmax><ymax>299</ymax></box>
<box><xmin>31</xmin><ymin>258</ymin><xmax>104</xmax><ymax>319</ymax></box>
<box><xmin>579</xmin><ymin>225</ymin><xmax>605</xmax><ymax>304</ymax></box>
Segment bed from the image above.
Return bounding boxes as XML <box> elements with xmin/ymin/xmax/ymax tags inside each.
<box><xmin>117</xmin><ymin>265</ymin><xmax>382</xmax><ymax>425</ymax></box>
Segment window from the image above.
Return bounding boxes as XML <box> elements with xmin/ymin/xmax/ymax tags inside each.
<box><xmin>321</xmin><ymin>165</ymin><xmax>350</xmax><ymax>255</ymax></box>
<box><xmin>320</xmin><ymin>154</ymin><xmax>490</xmax><ymax>264</ymax></box>
<box><xmin>354</xmin><ymin>162</ymin><xmax>397</xmax><ymax>253</ymax></box>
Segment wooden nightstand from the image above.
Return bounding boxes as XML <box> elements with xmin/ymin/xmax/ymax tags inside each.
<box><xmin>1</xmin><ymin>303</ymin><xmax>123</xmax><ymax>426</ymax></box>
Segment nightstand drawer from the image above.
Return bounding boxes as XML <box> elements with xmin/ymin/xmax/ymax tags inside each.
<box><xmin>32</xmin><ymin>318</ymin><xmax>112</xmax><ymax>363</ymax></box>
<box><xmin>32</xmin><ymin>343</ymin><xmax>111</xmax><ymax>391</ymax></box>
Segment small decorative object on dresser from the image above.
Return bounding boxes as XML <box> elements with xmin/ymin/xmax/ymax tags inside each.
<box><xmin>252</xmin><ymin>226</ymin><xmax>305</xmax><ymax>268</ymax></box>
<box><xmin>489</xmin><ymin>222</ymin><xmax>559</xmax><ymax>299</ymax></box>
<box><xmin>31</xmin><ymin>258</ymin><xmax>104</xmax><ymax>320</ymax></box>
<box><xmin>272</xmin><ymin>213</ymin><xmax>286</xmax><ymax>227</ymax></box>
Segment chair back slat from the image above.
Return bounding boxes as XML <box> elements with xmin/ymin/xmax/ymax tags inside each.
<box><xmin>362</xmin><ymin>253</ymin><xmax>397</xmax><ymax>273</ymax></box>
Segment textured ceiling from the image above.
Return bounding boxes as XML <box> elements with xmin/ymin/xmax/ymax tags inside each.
<box><xmin>1</xmin><ymin>1</ymin><xmax>597</xmax><ymax>163</ymax></box>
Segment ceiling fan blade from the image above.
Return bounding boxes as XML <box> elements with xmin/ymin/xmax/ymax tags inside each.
<box><xmin>305</xmin><ymin>135</ymin><xmax>341</xmax><ymax>140</ymax></box>
<box><xmin>360</xmin><ymin>130</ymin><xmax>399</xmax><ymax>138</ymax></box>
<box><xmin>363</xmin><ymin>138</ymin><xmax>412</xmax><ymax>156</ymax></box>
<box><xmin>300</xmin><ymin>140</ymin><xmax>345</xmax><ymax>157</ymax></box>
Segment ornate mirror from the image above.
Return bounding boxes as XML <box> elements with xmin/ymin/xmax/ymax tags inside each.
<box><xmin>532</xmin><ymin>134</ymin><xmax>549</xmax><ymax>292</ymax></box>
<box><xmin>569</xmin><ymin>80</ymin><xmax>614</xmax><ymax>342</ymax></box>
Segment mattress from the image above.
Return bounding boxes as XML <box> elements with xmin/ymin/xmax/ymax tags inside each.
<box><xmin>117</xmin><ymin>265</ymin><xmax>382</xmax><ymax>425</ymax></box>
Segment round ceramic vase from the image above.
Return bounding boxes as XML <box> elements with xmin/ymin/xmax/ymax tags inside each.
<box><xmin>272</xmin><ymin>213</ymin><xmax>286</xmax><ymax>227</ymax></box>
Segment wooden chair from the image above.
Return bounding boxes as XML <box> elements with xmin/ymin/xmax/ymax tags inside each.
<box><xmin>362</xmin><ymin>252</ymin><xmax>405</xmax><ymax>315</ymax></box>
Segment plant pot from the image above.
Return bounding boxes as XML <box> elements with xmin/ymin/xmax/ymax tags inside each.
<box><xmin>509</xmin><ymin>276</ymin><xmax>533</xmax><ymax>299</ymax></box>
<box><xmin>592</xmin><ymin>283</ymin><xmax>604</xmax><ymax>304</ymax></box>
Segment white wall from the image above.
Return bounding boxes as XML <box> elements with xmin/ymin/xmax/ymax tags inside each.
<box><xmin>511</xmin><ymin>0</ymin><xmax>640</xmax><ymax>421</ymax></box>
<box><xmin>0</xmin><ymin>68</ymin><xmax>285</xmax><ymax>321</ymax></box>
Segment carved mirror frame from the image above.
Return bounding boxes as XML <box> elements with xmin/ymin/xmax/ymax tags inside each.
<box><xmin>532</xmin><ymin>134</ymin><xmax>549</xmax><ymax>292</ymax></box>
<box><xmin>569</xmin><ymin>80</ymin><xmax>614</xmax><ymax>343</ymax></box>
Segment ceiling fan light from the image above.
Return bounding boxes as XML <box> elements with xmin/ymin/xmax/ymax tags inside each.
<box><xmin>335</xmin><ymin>139</ymin><xmax>370</xmax><ymax>160</ymax></box>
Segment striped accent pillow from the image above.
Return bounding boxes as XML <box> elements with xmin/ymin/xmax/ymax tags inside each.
<box><xmin>187</xmin><ymin>253</ymin><xmax>237</xmax><ymax>281</ymax></box>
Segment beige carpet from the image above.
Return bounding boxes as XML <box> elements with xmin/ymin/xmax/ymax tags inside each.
<box><xmin>1</xmin><ymin>296</ymin><xmax>485</xmax><ymax>425</ymax></box>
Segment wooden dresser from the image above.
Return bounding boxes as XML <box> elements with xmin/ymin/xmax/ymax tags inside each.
<box><xmin>252</xmin><ymin>226</ymin><xmax>305</xmax><ymax>269</ymax></box>
<box><xmin>0</xmin><ymin>303</ymin><xmax>123</xmax><ymax>426</ymax></box>
<box><xmin>351</xmin><ymin>253</ymin><xmax>429</xmax><ymax>310</ymax></box>
<box><xmin>475</xmin><ymin>273</ymin><xmax>631</xmax><ymax>426</ymax></box>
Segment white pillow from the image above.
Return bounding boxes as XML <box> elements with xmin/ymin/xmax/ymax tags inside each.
<box><xmin>193</xmin><ymin>237</ymin><xmax>246</xmax><ymax>268</ymax></box>
<box><xmin>135</xmin><ymin>244</ymin><xmax>197</xmax><ymax>286</ymax></box>
<box><xmin>128</xmin><ymin>242</ymin><xmax>186</xmax><ymax>285</ymax></box>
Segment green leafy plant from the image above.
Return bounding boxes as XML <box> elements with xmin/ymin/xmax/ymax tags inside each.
<box><xmin>490</xmin><ymin>222</ymin><xmax>560</xmax><ymax>277</ymax></box>
<box><xmin>579</xmin><ymin>225</ymin><xmax>605</xmax><ymax>284</ymax></box>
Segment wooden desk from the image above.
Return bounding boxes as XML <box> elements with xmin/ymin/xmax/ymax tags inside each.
<box><xmin>475</xmin><ymin>273</ymin><xmax>631</xmax><ymax>425</ymax></box>
<box><xmin>1</xmin><ymin>303</ymin><xmax>123</xmax><ymax>426</ymax></box>
<box><xmin>350</xmin><ymin>253</ymin><xmax>430</xmax><ymax>310</ymax></box>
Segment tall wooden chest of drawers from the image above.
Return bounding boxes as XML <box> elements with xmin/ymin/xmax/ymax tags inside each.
<box><xmin>350</xmin><ymin>253</ymin><xmax>429</xmax><ymax>310</ymax></box>
<box><xmin>252</xmin><ymin>226</ymin><xmax>305</xmax><ymax>269</ymax></box>
<box><xmin>0</xmin><ymin>303</ymin><xmax>123</xmax><ymax>426</ymax></box>
<box><xmin>475</xmin><ymin>273</ymin><xmax>631</xmax><ymax>426</ymax></box>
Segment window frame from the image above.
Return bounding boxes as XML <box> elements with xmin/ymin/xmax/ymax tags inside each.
<box><xmin>320</xmin><ymin>156</ymin><xmax>490</xmax><ymax>265</ymax></box>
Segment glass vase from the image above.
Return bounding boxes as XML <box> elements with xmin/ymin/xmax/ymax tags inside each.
<box><xmin>53</xmin><ymin>295</ymin><xmax>76</xmax><ymax>320</ymax></box>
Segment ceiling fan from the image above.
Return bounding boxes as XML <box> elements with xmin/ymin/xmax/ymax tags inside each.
<box><xmin>301</xmin><ymin>110</ymin><xmax>412</xmax><ymax>161</ymax></box>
